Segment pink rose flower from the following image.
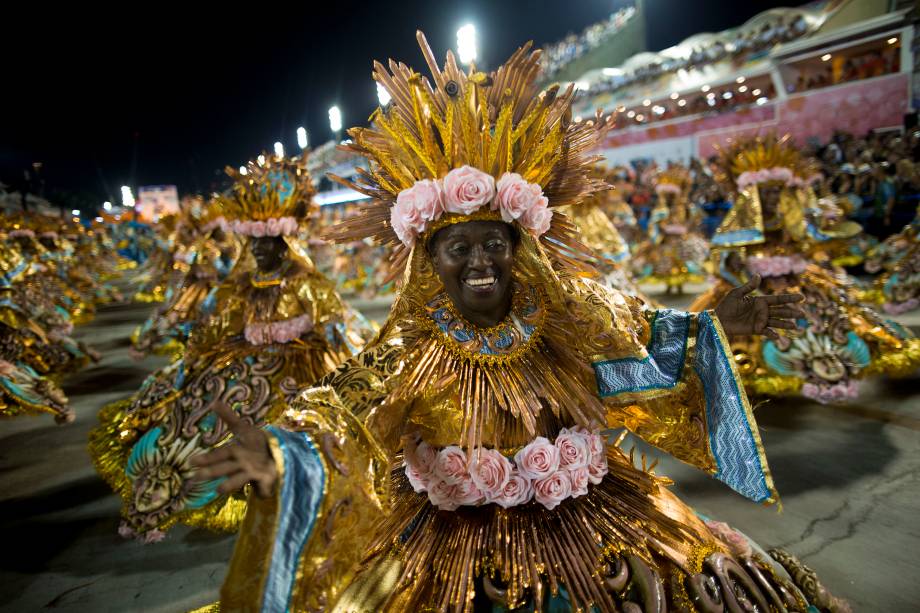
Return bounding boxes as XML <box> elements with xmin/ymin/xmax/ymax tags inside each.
<box><xmin>0</xmin><ymin>359</ymin><xmax>15</xmax><ymax>377</ymax></box>
<box><xmin>533</xmin><ymin>470</ymin><xmax>572</xmax><ymax>510</ymax></box>
<box><xmin>404</xmin><ymin>439</ymin><xmax>438</xmax><ymax>493</ymax></box>
<box><xmin>426</xmin><ymin>479</ymin><xmax>459</xmax><ymax>510</ymax></box>
<box><xmin>519</xmin><ymin>200</ymin><xmax>553</xmax><ymax>237</ymax></box>
<box><xmin>494</xmin><ymin>172</ymin><xmax>546</xmax><ymax>223</ymax></box>
<box><xmin>705</xmin><ymin>520</ymin><xmax>753</xmax><ymax>558</ymax></box>
<box><xmin>434</xmin><ymin>445</ymin><xmax>468</xmax><ymax>485</ymax></box>
<box><xmin>391</xmin><ymin>179</ymin><xmax>444</xmax><ymax>246</ymax></box>
<box><xmin>492</xmin><ymin>469</ymin><xmax>535</xmax><ymax>509</ymax></box>
<box><xmin>587</xmin><ymin>446</ymin><xmax>608</xmax><ymax>485</ymax></box>
<box><xmin>427</xmin><ymin>476</ymin><xmax>483</xmax><ymax>511</ymax></box>
<box><xmin>250</xmin><ymin>221</ymin><xmax>266</xmax><ymax>238</ymax></box>
<box><xmin>568</xmin><ymin>467</ymin><xmax>590</xmax><ymax>498</ymax></box>
<box><xmin>266</xmin><ymin>218</ymin><xmax>281</xmax><ymax>236</ymax></box>
<box><xmin>469</xmin><ymin>448</ymin><xmax>513</xmax><ymax>502</ymax></box>
<box><xmin>554</xmin><ymin>428</ymin><xmax>590</xmax><ymax>470</ymax></box>
<box><xmin>442</xmin><ymin>166</ymin><xmax>495</xmax><ymax>215</ymax></box>
<box><xmin>452</xmin><ymin>476</ymin><xmax>485</xmax><ymax>507</ymax></box>
<box><xmin>279</xmin><ymin>217</ymin><xmax>298</xmax><ymax>235</ymax></box>
<box><xmin>514</xmin><ymin>437</ymin><xmax>560</xmax><ymax>480</ymax></box>
<box><xmin>143</xmin><ymin>529</ymin><xmax>166</xmax><ymax>544</ymax></box>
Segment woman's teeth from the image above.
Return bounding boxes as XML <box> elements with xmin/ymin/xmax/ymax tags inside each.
<box><xmin>464</xmin><ymin>276</ymin><xmax>496</xmax><ymax>287</ymax></box>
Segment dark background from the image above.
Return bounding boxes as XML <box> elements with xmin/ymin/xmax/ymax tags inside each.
<box><xmin>1</xmin><ymin>0</ymin><xmax>802</xmax><ymax>210</ymax></box>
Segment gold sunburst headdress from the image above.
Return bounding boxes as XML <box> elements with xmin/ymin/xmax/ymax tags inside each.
<box><xmin>324</xmin><ymin>31</ymin><xmax>614</xmax><ymax>279</ymax></box>
<box><xmin>714</xmin><ymin>133</ymin><xmax>801</xmax><ymax>191</ymax></box>
<box><xmin>711</xmin><ymin>134</ymin><xmax>804</xmax><ymax>247</ymax></box>
<box><xmin>221</xmin><ymin>153</ymin><xmax>315</xmax><ymax>237</ymax></box>
<box><xmin>653</xmin><ymin>166</ymin><xmax>689</xmax><ymax>195</ymax></box>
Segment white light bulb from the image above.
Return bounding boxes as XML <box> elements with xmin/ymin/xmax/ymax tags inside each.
<box><xmin>457</xmin><ymin>24</ymin><xmax>477</xmax><ymax>65</ymax></box>
<box><xmin>297</xmin><ymin>126</ymin><xmax>308</xmax><ymax>149</ymax></box>
<box><xmin>328</xmin><ymin>105</ymin><xmax>343</xmax><ymax>132</ymax></box>
<box><xmin>376</xmin><ymin>82</ymin><xmax>392</xmax><ymax>106</ymax></box>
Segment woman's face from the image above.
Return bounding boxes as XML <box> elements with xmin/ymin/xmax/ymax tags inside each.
<box><xmin>759</xmin><ymin>183</ymin><xmax>783</xmax><ymax>214</ymax></box>
<box><xmin>430</xmin><ymin>221</ymin><xmax>515</xmax><ymax>326</ymax></box>
<box><xmin>249</xmin><ymin>236</ymin><xmax>288</xmax><ymax>272</ymax></box>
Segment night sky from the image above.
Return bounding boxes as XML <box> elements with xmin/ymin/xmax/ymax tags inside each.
<box><xmin>2</xmin><ymin>0</ymin><xmax>798</xmax><ymax>211</ymax></box>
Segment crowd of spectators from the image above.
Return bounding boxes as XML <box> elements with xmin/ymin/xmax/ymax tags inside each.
<box><xmin>539</xmin><ymin>6</ymin><xmax>636</xmax><ymax>79</ymax></box>
<box><xmin>613</xmin><ymin>80</ymin><xmax>777</xmax><ymax>130</ymax></box>
<box><xmin>610</xmin><ymin>129</ymin><xmax>920</xmax><ymax>243</ymax></box>
<box><xmin>585</xmin><ymin>13</ymin><xmax>809</xmax><ymax>97</ymax></box>
<box><xmin>789</xmin><ymin>44</ymin><xmax>901</xmax><ymax>93</ymax></box>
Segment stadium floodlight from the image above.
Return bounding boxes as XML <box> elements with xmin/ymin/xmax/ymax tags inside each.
<box><xmin>297</xmin><ymin>126</ymin><xmax>309</xmax><ymax>149</ymax></box>
<box><xmin>103</xmin><ymin>201</ymin><xmax>112</xmax><ymax>211</ymax></box>
<box><xmin>240</xmin><ymin>166</ymin><xmax>248</xmax><ymax>175</ymax></box>
<box><xmin>257</xmin><ymin>154</ymin><xmax>266</xmax><ymax>166</ymax></box>
<box><xmin>71</xmin><ymin>209</ymin><xmax>80</xmax><ymax>216</ymax></box>
<box><xmin>274</xmin><ymin>141</ymin><xmax>285</xmax><ymax>158</ymax></box>
<box><xmin>376</xmin><ymin>82</ymin><xmax>392</xmax><ymax>106</ymax></box>
<box><xmin>120</xmin><ymin>186</ymin><xmax>135</xmax><ymax>208</ymax></box>
<box><xmin>457</xmin><ymin>24</ymin><xmax>477</xmax><ymax>65</ymax></box>
<box><xmin>328</xmin><ymin>105</ymin><xmax>343</xmax><ymax>133</ymax></box>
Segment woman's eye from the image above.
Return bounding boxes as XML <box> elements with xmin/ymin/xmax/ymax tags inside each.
<box><xmin>486</xmin><ymin>241</ymin><xmax>506</xmax><ymax>251</ymax></box>
<box><xmin>449</xmin><ymin>244</ymin><xmax>469</xmax><ymax>255</ymax></box>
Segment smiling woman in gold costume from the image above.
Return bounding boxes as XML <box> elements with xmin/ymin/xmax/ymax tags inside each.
<box><xmin>190</xmin><ymin>34</ymin><xmax>848</xmax><ymax>613</ymax></box>
<box><xmin>89</xmin><ymin>154</ymin><xmax>375</xmax><ymax>540</ymax></box>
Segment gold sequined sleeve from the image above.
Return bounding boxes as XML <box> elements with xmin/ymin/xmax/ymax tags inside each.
<box><xmin>220</xmin><ymin>324</ymin><xmax>411</xmax><ymax>611</ymax></box>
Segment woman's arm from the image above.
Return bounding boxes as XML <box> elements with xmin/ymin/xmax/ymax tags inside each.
<box><xmin>192</xmin><ymin>331</ymin><xmax>407</xmax><ymax>611</ymax></box>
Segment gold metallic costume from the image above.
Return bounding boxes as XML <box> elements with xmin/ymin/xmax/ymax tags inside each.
<box><xmin>131</xmin><ymin>199</ymin><xmax>240</xmax><ymax>360</ymax></box>
<box><xmin>864</xmin><ymin>206</ymin><xmax>920</xmax><ymax>314</ymax></box>
<box><xmin>692</xmin><ymin>135</ymin><xmax>920</xmax><ymax>403</ymax></box>
<box><xmin>202</xmin><ymin>34</ymin><xmax>846</xmax><ymax>612</ymax></box>
<box><xmin>557</xmin><ymin>179</ymin><xmax>651</xmax><ymax>303</ymax></box>
<box><xmin>89</xmin><ymin>154</ymin><xmax>376</xmax><ymax>539</ymax></box>
<box><xmin>634</xmin><ymin>167</ymin><xmax>709</xmax><ymax>292</ymax></box>
<box><xmin>0</xmin><ymin>215</ymin><xmax>124</xmax><ymax>423</ymax></box>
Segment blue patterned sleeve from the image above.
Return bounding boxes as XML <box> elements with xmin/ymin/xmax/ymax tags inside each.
<box><xmin>594</xmin><ymin>309</ymin><xmax>777</xmax><ymax>504</ymax></box>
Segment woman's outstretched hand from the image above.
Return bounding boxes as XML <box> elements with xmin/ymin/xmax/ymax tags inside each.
<box><xmin>714</xmin><ymin>273</ymin><xmax>805</xmax><ymax>340</ymax></box>
<box><xmin>191</xmin><ymin>402</ymin><xmax>277</xmax><ymax>498</ymax></box>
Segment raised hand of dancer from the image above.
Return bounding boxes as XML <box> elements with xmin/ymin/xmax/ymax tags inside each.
<box><xmin>191</xmin><ymin>401</ymin><xmax>277</xmax><ymax>498</ymax></box>
<box><xmin>715</xmin><ymin>273</ymin><xmax>805</xmax><ymax>340</ymax></box>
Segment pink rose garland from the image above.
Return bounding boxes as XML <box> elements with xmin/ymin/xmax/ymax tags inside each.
<box><xmin>230</xmin><ymin>216</ymin><xmax>299</xmax><ymax>237</ymax></box>
<box><xmin>736</xmin><ymin>166</ymin><xmax>795</xmax><ymax>190</ymax></box>
<box><xmin>389</xmin><ymin>168</ymin><xmax>553</xmax><ymax>247</ymax></box>
<box><xmin>404</xmin><ymin>428</ymin><xmax>608</xmax><ymax>511</ymax></box>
